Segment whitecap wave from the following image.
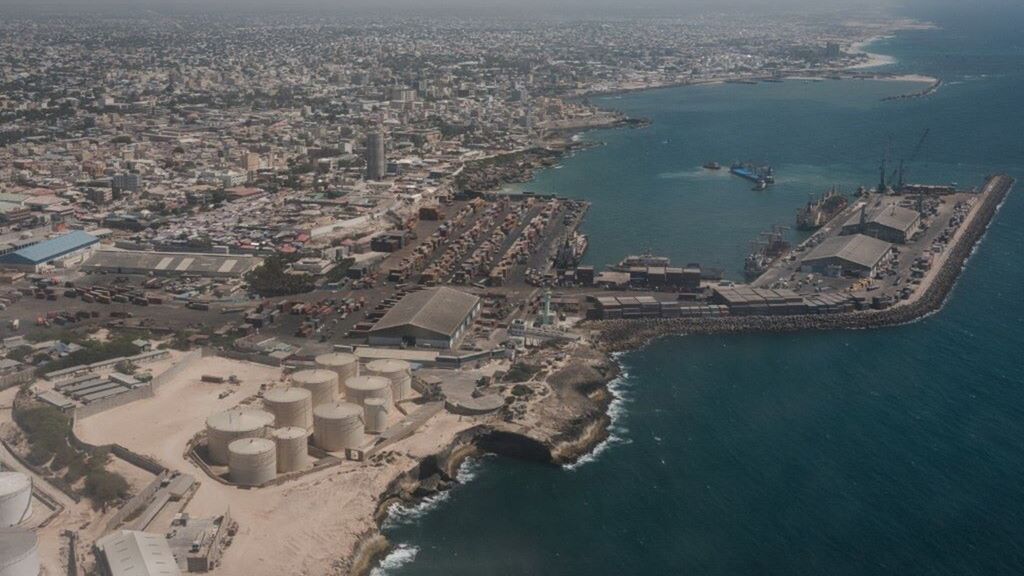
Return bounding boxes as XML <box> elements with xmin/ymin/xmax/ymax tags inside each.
<box><xmin>563</xmin><ymin>368</ymin><xmax>633</xmax><ymax>471</ymax></box>
<box><xmin>382</xmin><ymin>491</ymin><xmax>452</xmax><ymax>529</ymax></box>
<box><xmin>370</xmin><ymin>544</ymin><xmax>420</xmax><ymax>576</ymax></box>
<box><xmin>456</xmin><ymin>454</ymin><xmax>490</xmax><ymax>483</ymax></box>
<box><xmin>381</xmin><ymin>457</ymin><xmax>488</xmax><ymax>530</ymax></box>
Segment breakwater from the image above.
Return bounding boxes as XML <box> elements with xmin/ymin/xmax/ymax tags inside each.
<box><xmin>882</xmin><ymin>78</ymin><xmax>943</xmax><ymax>101</ymax></box>
<box><xmin>595</xmin><ymin>175</ymin><xmax>1013</xmax><ymax>352</ymax></box>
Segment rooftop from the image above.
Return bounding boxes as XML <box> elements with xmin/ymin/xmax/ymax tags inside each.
<box><xmin>370</xmin><ymin>287</ymin><xmax>480</xmax><ymax>339</ymax></box>
<box><xmin>804</xmin><ymin>233</ymin><xmax>892</xmax><ymax>269</ymax></box>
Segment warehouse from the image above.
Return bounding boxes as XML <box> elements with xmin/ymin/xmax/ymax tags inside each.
<box><xmin>83</xmin><ymin>250</ymin><xmax>262</xmax><ymax>278</ymax></box>
<box><xmin>368</xmin><ymin>287</ymin><xmax>481</xmax><ymax>349</ymax></box>
<box><xmin>801</xmin><ymin>234</ymin><xmax>892</xmax><ymax>277</ymax></box>
<box><xmin>0</xmin><ymin>230</ymin><xmax>98</xmax><ymax>272</ymax></box>
<box><xmin>96</xmin><ymin>529</ymin><xmax>181</xmax><ymax>576</ymax></box>
<box><xmin>841</xmin><ymin>204</ymin><xmax>920</xmax><ymax>243</ymax></box>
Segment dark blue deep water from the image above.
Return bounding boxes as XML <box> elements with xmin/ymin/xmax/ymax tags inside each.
<box><xmin>376</xmin><ymin>7</ymin><xmax>1024</xmax><ymax>576</ymax></box>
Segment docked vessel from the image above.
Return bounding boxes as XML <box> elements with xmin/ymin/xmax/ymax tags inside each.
<box><xmin>730</xmin><ymin>162</ymin><xmax>775</xmax><ymax>185</ymax></box>
<box><xmin>555</xmin><ymin>231</ymin><xmax>589</xmax><ymax>269</ymax></box>
<box><xmin>795</xmin><ymin>186</ymin><xmax>848</xmax><ymax>230</ymax></box>
<box><xmin>743</xmin><ymin>225</ymin><xmax>790</xmax><ymax>280</ymax></box>
<box><xmin>612</xmin><ymin>252</ymin><xmax>672</xmax><ymax>271</ymax></box>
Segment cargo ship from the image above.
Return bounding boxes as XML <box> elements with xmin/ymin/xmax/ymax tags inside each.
<box><xmin>730</xmin><ymin>162</ymin><xmax>775</xmax><ymax>186</ymax></box>
<box><xmin>795</xmin><ymin>187</ymin><xmax>849</xmax><ymax>230</ymax></box>
<box><xmin>744</xmin><ymin>226</ymin><xmax>790</xmax><ymax>280</ymax></box>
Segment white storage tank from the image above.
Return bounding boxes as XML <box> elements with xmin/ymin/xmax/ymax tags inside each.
<box><xmin>363</xmin><ymin>398</ymin><xmax>389</xmax><ymax>434</ymax></box>
<box><xmin>205</xmin><ymin>409</ymin><xmax>275</xmax><ymax>466</ymax></box>
<box><xmin>312</xmin><ymin>402</ymin><xmax>365</xmax><ymax>452</ymax></box>
<box><xmin>291</xmin><ymin>369</ymin><xmax>339</xmax><ymax>409</ymax></box>
<box><xmin>263</xmin><ymin>387</ymin><xmax>313</xmax><ymax>430</ymax></box>
<box><xmin>228</xmin><ymin>437</ymin><xmax>277</xmax><ymax>487</ymax></box>
<box><xmin>344</xmin><ymin>375</ymin><xmax>393</xmax><ymax>408</ymax></box>
<box><xmin>272</xmin><ymin>427</ymin><xmax>310</xmax><ymax>473</ymax></box>
<box><xmin>315</xmin><ymin>352</ymin><xmax>359</xmax><ymax>387</ymax></box>
<box><xmin>0</xmin><ymin>527</ymin><xmax>39</xmax><ymax>576</ymax></box>
<box><xmin>366</xmin><ymin>359</ymin><xmax>413</xmax><ymax>401</ymax></box>
<box><xmin>0</xmin><ymin>473</ymin><xmax>31</xmax><ymax>528</ymax></box>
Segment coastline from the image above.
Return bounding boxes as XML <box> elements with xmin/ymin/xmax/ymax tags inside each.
<box><xmin>351</xmin><ymin>346</ymin><xmax>621</xmax><ymax>576</ymax></box>
<box><xmin>355</xmin><ymin>26</ymin><xmax>965</xmax><ymax>575</ymax></box>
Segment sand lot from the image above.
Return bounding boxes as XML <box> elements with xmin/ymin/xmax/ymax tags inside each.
<box><xmin>74</xmin><ymin>354</ymin><xmax>481</xmax><ymax>575</ymax></box>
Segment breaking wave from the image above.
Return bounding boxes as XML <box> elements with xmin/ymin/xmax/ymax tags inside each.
<box><xmin>370</xmin><ymin>544</ymin><xmax>420</xmax><ymax>576</ymax></box>
<box><xmin>563</xmin><ymin>365</ymin><xmax>634</xmax><ymax>471</ymax></box>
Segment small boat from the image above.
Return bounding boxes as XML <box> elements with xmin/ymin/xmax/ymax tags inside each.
<box><xmin>752</xmin><ymin>179</ymin><xmax>768</xmax><ymax>191</ymax></box>
<box><xmin>703</xmin><ymin>161</ymin><xmax>722</xmax><ymax>170</ymax></box>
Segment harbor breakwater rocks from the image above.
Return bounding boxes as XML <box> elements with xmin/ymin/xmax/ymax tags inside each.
<box><xmin>594</xmin><ymin>176</ymin><xmax>1014</xmax><ymax>353</ymax></box>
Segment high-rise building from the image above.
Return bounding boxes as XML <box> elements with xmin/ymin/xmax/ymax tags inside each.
<box><xmin>365</xmin><ymin>131</ymin><xmax>386</xmax><ymax>181</ymax></box>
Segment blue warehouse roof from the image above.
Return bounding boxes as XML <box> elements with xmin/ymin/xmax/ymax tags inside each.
<box><xmin>0</xmin><ymin>230</ymin><xmax>98</xmax><ymax>266</ymax></box>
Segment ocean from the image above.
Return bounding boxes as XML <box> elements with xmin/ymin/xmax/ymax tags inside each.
<box><xmin>375</xmin><ymin>7</ymin><xmax>1024</xmax><ymax>576</ymax></box>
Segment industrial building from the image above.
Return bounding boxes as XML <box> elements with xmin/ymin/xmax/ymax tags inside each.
<box><xmin>82</xmin><ymin>250</ymin><xmax>262</xmax><ymax>278</ymax></box>
<box><xmin>367</xmin><ymin>287</ymin><xmax>481</xmax><ymax>349</ymax></box>
<box><xmin>801</xmin><ymin>233</ymin><xmax>892</xmax><ymax>277</ymax></box>
<box><xmin>0</xmin><ymin>230</ymin><xmax>98</xmax><ymax>272</ymax></box>
<box><xmin>95</xmin><ymin>530</ymin><xmax>181</xmax><ymax>576</ymax></box>
<box><xmin>841</xmin><ymin>204</ymin><xmax>920</xmax><ymax>243</ymax></box>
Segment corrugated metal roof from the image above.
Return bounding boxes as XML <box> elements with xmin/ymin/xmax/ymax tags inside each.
<box><xmin>97</xmin><ymin>530</ymin><xmax>181</xmax><ymax>576</ymax></box>
<box><xmin>370</xmin><ymin>287</ymin><xmax>479</xmax><ymax>339</ymax></box>
<box><xmin>0</xmin><ymin>230</ymin><xmax>97</xmax><ymax>265</ymax></box>
<box><xmin>804</xmin><ymin>234</ymin><xmax>892</xmax><ymax>269</ymax></box>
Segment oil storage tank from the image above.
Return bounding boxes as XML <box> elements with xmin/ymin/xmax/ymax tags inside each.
<box><xmin>315</xmin><ymin>352</ymin><xmax>359</xmax><ymax>387</ymax></box>
<box><xmin>206</xmin><ymin>409</ymin><xmax>275</xmax><ymax>466</ymax></box>
<box><xmin>313</xmin><ymin>402</ymin><xmax>365</xmax><ymax>452</ymax></box>
<box><xmin>0</xmin><ymin>527</ymin><xmax>39</xmax><ymax>576</ymax></box>
<box><xmin>263</xmin><ymin>387</ymin><xmax>313</xmax><ymax>430</ymax></box>
<box><xmin>291</xmin><ymin>369</ymin><xmax>339</xmax><ymax>409</ymax></box>
<box><xmin>365</xmin><ymin>359</ymin><xmax>413</xmax><ymax>401</ymax></box>
<box><xmin>363</xmin><ymin>398</ymin><xmax>388</xmax><ymax>434</ymax></box>
<box><xmin>228</xmin><ymin>438</ymin><xmax>277</xmax><ymax>487</ymax></box>
<box><xmin>0</xmin><ymin>473</ymin><xmax>31</xmax><ymax>528</ymax></box>
<box><xmin>272</xmin><ymin>427</ymin><xmax>310</xmax><ymax>473</ymax></box>
<box><xmin>344</xmin><ymin>375</ymin><xmax>393</xmax><ymax>407</ymax></box>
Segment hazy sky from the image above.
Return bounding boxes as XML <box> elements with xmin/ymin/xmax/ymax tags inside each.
<box><xmin>0</xmin><ymin>0</ymin><xmax>897</xmax><ymax>17</ymax></box>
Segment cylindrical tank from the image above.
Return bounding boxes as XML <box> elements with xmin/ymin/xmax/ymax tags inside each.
<box><xmin>344</xmin><ymin>375</ymin><xmax>393</xmax><ymax>407</ymax></box>
<box><xmin>365</xmin><ymin>359</ymin><xmax>413</xmax><ymax>401</ymax></box>
<box><xmin>312</xmin><ymin>402</ymin><xmax>365</xmax><ymax>452</ymax></box>
<box><xmin>263</xmin><ymin>387</ymin><xmax>313</xmax><ymax>430</ymax></box>
<box><xmin>272</xmin><ymin>427</ymin><xmax>309</xmax><ymax>473</ymax></box>
<box><xmin>363</xmin><ymin>398</ymin><xmax>388</xmax><ymax>434</ymax></box>
<box><xmin>0</xmin><ymin>527</ymin><xmax>39</xmax><ymax>576</ymax></box>
<box><xmin>228</xmin><ymin>437</ymin><xmax>277</xmax><ymax>487</ymax></box>
<box><xmin>291</xmin><ymin>369</ymin><xmax>339</xmax><ymax>409</ymax></box>
<box><xmin>315</xmin><ymin>352</ymin><xmax>359</xmax><ymax>388</ymax></box>
<box><xmin>205</xmin><ymin>409</ymin><xmax>275</xmax><ymax>466</ymax></box>
<box><xmin>0</xmin><ymin>473</ymin><xmax>31</xmax><ymax>528</ymax></box>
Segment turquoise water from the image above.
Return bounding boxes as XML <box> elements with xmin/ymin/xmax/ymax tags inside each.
<box><xmin>378</xmin><ymin>9</ymin><xmax>1024</xmax><ymax>576</ymax></box>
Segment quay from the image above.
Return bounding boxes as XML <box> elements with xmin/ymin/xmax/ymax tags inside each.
<box><xmin>592</xmin><ymin>174</ymin><xmax>1014</xmax><ymax>350</ymax></box>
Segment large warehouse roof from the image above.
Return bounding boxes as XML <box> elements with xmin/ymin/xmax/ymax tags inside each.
<box><xmin>804</xmin><ymin>234</ymin><xmax>891</xmax><ymax>269</ymax></box>
<box><xmin>83</xmin><ymin>249</ymin><xmax>262</xmax><ymax>278</ymax></box>
<box><xmin>0</xmin><ymin>230</ymin><xmax>97</xmax><ymax>265</ymax></box>
<box><xmin>844</xmin><ymin>204</ymin><xmax>920</xmax><ymax>234</ymax></box>
<box><xmin>870</xmin><ymin>205</ymin><xmax>920</xmax><ymax>233</ymax></box>
<box><xmin>370</xmin><ymin>287</ymin><xmax>479</xmax><ymax>339</ymax></box>
<box><xmin>97</xmin><ymin>530</ymin><xmax>181</xmax><ymax>576</ymax></box>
